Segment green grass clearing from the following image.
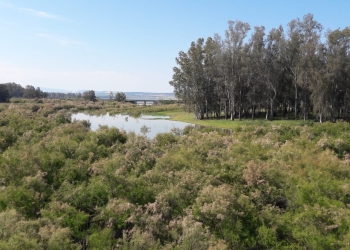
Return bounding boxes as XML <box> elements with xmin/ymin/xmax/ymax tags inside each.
<box><xmin>152</xmin><ymin>109</ymin><xmax>315</xmax><ymax>129</ymax></box>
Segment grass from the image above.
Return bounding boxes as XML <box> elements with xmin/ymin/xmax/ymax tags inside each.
<box><xmin>152</xmin><ymin>109</ymin><xmax>314</xmax><ymax>129</ymax></box>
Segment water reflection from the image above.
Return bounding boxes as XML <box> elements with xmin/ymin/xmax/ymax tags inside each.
<box><xmin>71</xmin><ymin>113</ymin><xmax>191</xmax><ymax>138</ymax></box>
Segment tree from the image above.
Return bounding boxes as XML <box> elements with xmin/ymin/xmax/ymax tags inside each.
<box><xmin>168</xmin><ymin>14</ymin><xmax>349</xmax><ymax>122</ymax></box>
<box><xmin>224</xmin><ymin>20</ymin><xmax>251</xmax><ymax>120</ymax></box>
<box><xmin>322</xmin><ymin>27</ymin><xmax>350</xmax><ymax>122</ymax></box>
<box><xmin>284</xmin><ymin>14</ymin><xmax>323</xmax><ymax>120</ymax></box>
<box><xmin>203</xmin><ymin>37</ymin><xmax>220</xmax><ymax>118</ymax></box>
<box><xmin>115</xmin><ymin>92</ymin><xmax>126</xmax><ymax>102</ymax></box>
<box><xmin>298</xmin><ymin>14</ymin><xmax>323</xmax><ymax>121</ymax></box>
<box><xmin>109</xmin><ymin>91</ymin><xmax>114</xmax><ymax>100</ymax></box>
<box><xmin>170</xmin><ymin>38</ymin><xmax>208</xmax><ymax>119</ymax></box>
<box><xmin>83</xmin><ymin>90</ymin><xmax>97</xmax><ymax>102</ymax></box>
<box><xmin>23</xmin><ymin>85</ymin><xmax>37</xmax><ymax>98</ymax></box>
<box><xmin>4</xmin><ymin>82</ymin><xmax>24</xmax><ymax>98</ymax></box>
<box><xmin>309</xmin><ymin>43</ymin><xmax>328</xmax><ymax>123</ymax></box>
<box><xmin>264</xmin><ymin>25</ymin><xmax>285</xmax><ymax>120</ymax></box>
<box><xmin>246</xmin><ymin>26</ymin><xmax>267</xmax><ymax>119</ymax></box>
<box><xmin>0</xmin><ymin>84</ymin><xmax>10</xmax><ymax>102</ymax></box>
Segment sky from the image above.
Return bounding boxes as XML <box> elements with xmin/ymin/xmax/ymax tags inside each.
<box><xmin>0</xmin><ymin>0</ymin><xmax>349</xmax><ymax>93</ymax></box>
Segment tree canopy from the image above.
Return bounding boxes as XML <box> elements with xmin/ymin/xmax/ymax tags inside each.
<box><xmin>115</xmin><ymin>92</ymin><xmax>126</xmax><ymax>102</ymax></box>
<box><xmin>170</xmin><ymin>14</ymin><xmax>350</xmax><ymax>122</ymax></box>
<box><xmin>82</xmin><ymin>90</ymin><xmax>97</xmax><ymax>102</ymax></box>
<box><xmin>0</xmin><ymin>84</ymin><xmax>10</xmax><ymax>103</ymax></box>
<box><xmin>0</xmin><ymin>83</ymin><xmax>48</xmax><ymax>100</ymax></box>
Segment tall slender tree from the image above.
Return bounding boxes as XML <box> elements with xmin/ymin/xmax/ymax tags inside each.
<box><xmin>264</xmin><ymin>26</ymin><xmax>285</xmax><ymax>120</ymax></box>
<box><xmin>246</xmin><ymin>26</ymin><xmax>266</xmax><ymax>119</ymax></box>
<box><xmin>224</xmin><ymin>20</ymin><xmax>250</xmax><ymax>120</ymax></box>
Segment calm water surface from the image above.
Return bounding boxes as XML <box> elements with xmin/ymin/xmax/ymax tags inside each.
<box><xmin>72</xmin><ymin>113</ymin><xmax>191</xmax><ymax>138</ymax></box>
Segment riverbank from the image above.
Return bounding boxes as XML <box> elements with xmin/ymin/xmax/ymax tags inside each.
<box><xmin>153</xmin><ymin>109</ymin><xmax>315</xmax><ymax>129</ymax></box>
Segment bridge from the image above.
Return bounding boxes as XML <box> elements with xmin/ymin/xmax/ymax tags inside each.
<box><xmin>126</xmin><ymin>99</ymin><xmax>159</xmax><ymax>105</ymax></box>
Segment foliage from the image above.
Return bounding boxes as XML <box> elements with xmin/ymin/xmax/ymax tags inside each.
<box><xmin>23</xmin><ymin>85</ymin><xmax>47</xmax><ymax>98</ymax></box>
<box><xmin>170</xmin><ymin>14</ymin><xmax>350</xmax><ymax>122</ymax></box>
<box><xmin>1</xmin><ymin>99</ymin><xmax>350</xmax><ymax>248</ymax></box>
<box><xmin>115</xmin><ymin>92</ymin><xmax>126</xmax><ymax>102</ymax></box>
<box><xmin>82</xmin><ymin>90</ymin><xmax>97</xmax><ymax>102</ymax></box>
<box><xmin>0</xmin><ymin>84</ymin><xmax>10</xmax><ymax>103</ymax></box>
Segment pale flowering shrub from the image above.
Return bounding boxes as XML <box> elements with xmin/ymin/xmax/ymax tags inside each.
<box><xmin>271</xmin><ymin>124</ymin><xmax>282</xmax><ymax>132</ymax></box>
<box><xmin>253</xmin><ymin>137</ymin><xmax>273</xmax><ymax>148</ymax></box>
<box><xmin>124</xmin><ymin>228</ymin><xmax>160</xmax><ymax>249</ymax></box>
<box><xmin>195</xmin><ymin>184</ymin><xmax>234</xmax><ymax>221</ymax></box>
<box><xmin>0</xmin><ymin>209</ymin><xmax>23</xmax><ymax>239</ymax></box>
<box><xmin>317</xmin><ymin>136</ymin><xmax>331</xmax><ymax>149</ymax></box>
<box><xmin>94</xmin><ymin>198</ymin><xmax>135</xmax><ymax>235</ymax></box>
<box><xmin>254</xmin><ymin>126</ymin><xmax>266</xmax><ymax>135</ymax></box>
<box><xmin>167</xmin><ymin>210</ymin><xmax>212</xmax><ymax>250</ymax></box>
<box><xmin>243</xmin><ymin>161</ymin><xmax>267</xmax><ymax>188</ymax></box>
<box><xmin>332</xmin><ymin>138</ymin><xmax>347</xmax><ymax>155</ymax></box>
<box><xmin>45</xmin><ymin>226</ymin><xmax>79</xmax><ymax>250</ymax></box>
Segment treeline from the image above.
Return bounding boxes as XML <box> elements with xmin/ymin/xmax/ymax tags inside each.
<box><xmin>0</xmin><ymin>83</ymin><xmax>130</xmax><ymax>103</ymax></box>
<box><xmin>0</xmin><ymin>83</ymin><xmax>92</xmax><ymax>102</ymax></box>
<box><xmin>0</xmin><ymin>82</ymin><xmax>47</xmax><ymax>101</ymax></box>
<box><xmin>47</xmin><ymin>92</ymin><xmax>83</xmax><ymax>99</ymax></box>
<box><xmin>170</xmin><ymin>14</ymin><xmax>350</xmax><ymax>122</ymax></box>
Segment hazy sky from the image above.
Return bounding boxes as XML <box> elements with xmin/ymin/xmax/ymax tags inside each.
<box><xmin>0</xmin><ymin>0</ymin><xmax>349</xmax><ymax>92</ymax></box>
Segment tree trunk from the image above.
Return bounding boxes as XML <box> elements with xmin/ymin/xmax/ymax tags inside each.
<box><xmin>294</xmin><ymin>83</ymin><xmax>298</xmax><ymax>120</ymax></box>
<box><xmin>270</xmin><ymin>98</ymin><xmax>274</xmax><ymax>120</ymax></box>
<box><xmin>205</xmin><ymin>100</ymin><xmax>208</xmax><ymax>119</ymax></box>
<box><xmin>230</xmin><ymin>99</ymin><xmax>235</xmax><ymax>121</ymax></box>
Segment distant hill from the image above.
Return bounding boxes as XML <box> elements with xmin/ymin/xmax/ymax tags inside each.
<box><xmin>40</xmin><ymin>87</ymin><xmax>176</xmax><ymax>100</ymax></box>
<box><xmin>95</xmin><ymin>91</ymin><xmax>176</xmax><ymax>100</ymax></box>
<box><xmin>40</xmin><ymin>87</ymin><xmax>71</xmax><ymax>93</ymax></box>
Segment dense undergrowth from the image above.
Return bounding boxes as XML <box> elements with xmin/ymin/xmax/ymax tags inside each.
<box><xmin>1</xmin><ymin>99</ymin><xmax>350</xmax><ymax>249</ymax></box>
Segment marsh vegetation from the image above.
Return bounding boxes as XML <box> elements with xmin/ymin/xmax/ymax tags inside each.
<box><xmin>1</xmin><ymin>98</ymin><xmax>350</xmax><ymax>249</ymax></box>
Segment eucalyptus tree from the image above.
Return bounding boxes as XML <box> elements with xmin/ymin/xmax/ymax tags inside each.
<box><xmin>170</xmin><ymin>38</ymin><xmax>208</xmax><ymax>119</ymax></box>
<box><xmin>224</xmin><ymin>20</ymin><xmax>251</xmax><ymax>120</ymax></box>
<box><xmin>187</xmin><ymin>38</ymin><xmax>208</xmax><ymax>119</ymax></box>
<box><xmin>284</xmin><ymin>14</ymin><xmax>322</xmax><ymax>120</ymax></box>
<box><xmin>23</xmin><ymin>85</ymin><xmax>37</xmax><ymax>98</ymax></box>
<box><xmin>4</xmin><ymin>82</ymin><xmax>24</xmax><ymax>98</ymax></box>
<box><xmin>264</xmin><ymin>26</ymin><xmax>285</xmax><ymax>120</ymax></box>
<box><xmin>237</xmin><ymin>42</ymin><xmax>251</xmax><ymax>119</ymax></box>
<box><xmin>298</xmin><ymin>14</ymin><xmax>323</xmax><ymax>120</ymax></box>
<box><xmin>212</xmin><ymin>33</ymin><xmax>230</xmax><ymax>119</ymax></box>
<box><xmin>169</xmin><ymin>14</ymin><xmax>349</xmax><ymax>122</ymax></box>
<box><xmin>0</xmin><ymin>84</ymin><xmax>10</xmax><ymax>102</ymax></box>
<box><xmin>204</xmin><ymin>37</ymin><xmax>221</xmax><ymax>118</ymax></box>
<box><xmin>246</xmin><ymin>26</ymin><xmax>267</xmax><ymax>119</ymax></box>
<box><xmin>309</xmin><ymin>42</ymin><xmax>328</xmax><ymax>123</ymax></box>
<box><xmin>323</xmin><ymin>27</ymin><xmax>350</xmax><ymax>121</ymax></box>
<box><xmin>285</xmin><ymin>19</ymin><xmax>304</xmax><ymax>119</ymax></box>
<box><xmin>170</xmin><ymin>51</ymin><xmax>191</xmax><ymax>111</ymax></box>
<box><xmin>35</xmin><ymin>87</ymin><xmax>47</xmax><ymax>98</ymax></box>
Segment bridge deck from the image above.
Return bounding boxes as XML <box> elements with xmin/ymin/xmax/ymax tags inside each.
<box><xmin>126</xmin><ymin>99</ymin><xmax>158</xmax><ymax>105</ymax></box>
